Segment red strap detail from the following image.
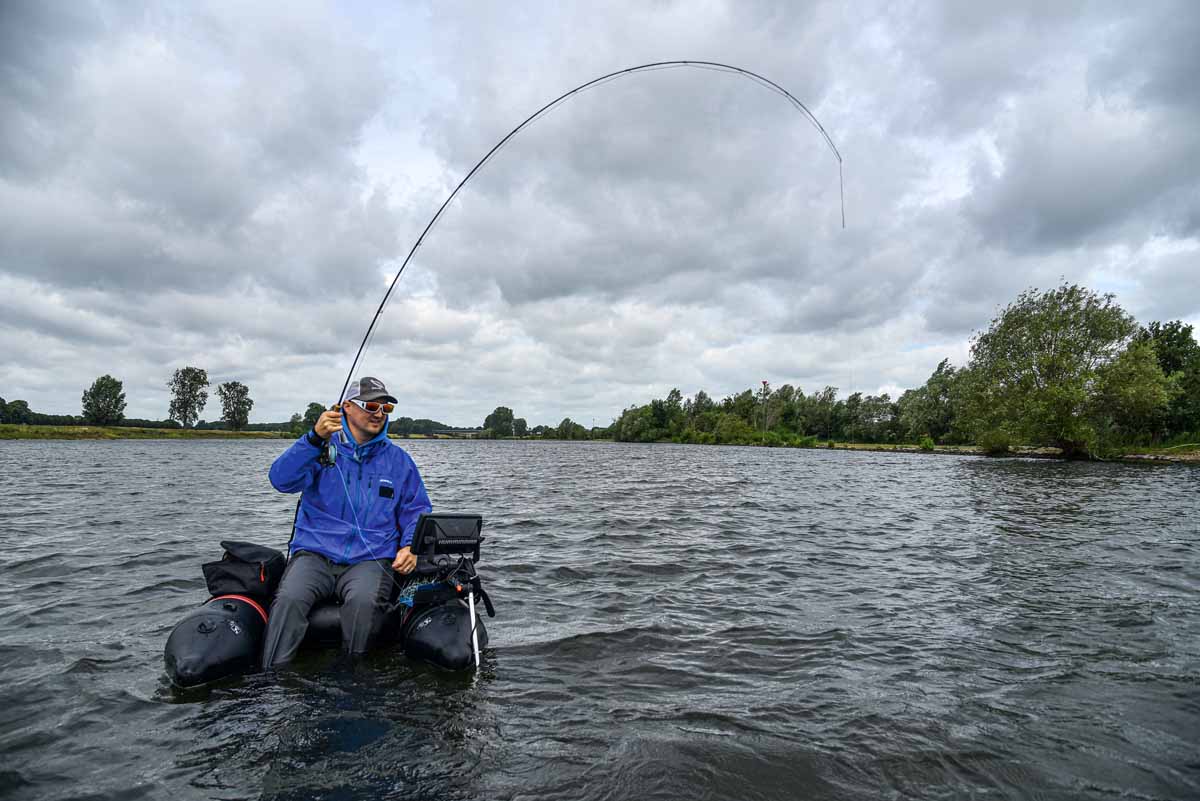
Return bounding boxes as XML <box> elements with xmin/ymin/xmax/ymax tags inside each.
<box><xmin>210</xmin><ymin>594</ymin><xmax>269</xmax><ymax>624</ymax></box>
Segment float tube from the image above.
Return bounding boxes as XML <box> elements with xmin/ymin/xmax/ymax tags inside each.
<box><xmin>163</xmin><ymin>594</ymin><xmax>268</xmax><ymax>687</ymax></box>
<box><xmin>164</xmin><ymin>514</ymin><xmax>494</xmax><ymax>687</ymax></box>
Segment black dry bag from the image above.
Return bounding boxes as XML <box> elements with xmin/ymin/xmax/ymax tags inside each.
<box><xmin>201</xmin><ymin>541</ymin><xmax>285</xmax><ymax>603</ymax></box>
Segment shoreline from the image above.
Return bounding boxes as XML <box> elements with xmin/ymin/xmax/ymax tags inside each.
<box><xmin>2</xmin><ymin>424</ymin><xmax>1196</xmax><ymax>464</ymax></box>
<box><xmin>0</xmin><ymin>424</ymin><xmax>290</xmax><ymax>440</ymax></box>
<box><xmin>816</xmin><ymin>441</ymin><xmax>1200</xmax><ymax>464</ymax></box>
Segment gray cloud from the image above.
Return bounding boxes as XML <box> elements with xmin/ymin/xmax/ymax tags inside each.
<box><xmin>953</xmin><ymin>2</ymin><xmax>1200</xmax><ymax>252</ymax></box>
<box><xmin>964</xmin><ymin>91</ymin><xmax>1200</xmax><ymax>252</ymax></box>
<box><xmin>1089</xmin><ymin>1</ymin><xmax>1200</xmax><ymax>113</ymax></box>
<box><xmin>0</xmin><ymin>1</ymin><xmax>110</xmax><ymax>180</ymax></box>
<box><xmin>0</xmin><ymin>0</ymin><xmax>403</xmax><ymax>299</ymax></box>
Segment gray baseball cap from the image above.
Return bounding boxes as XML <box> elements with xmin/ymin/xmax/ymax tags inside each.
<box><xmin>340</xmin><ymin>376</ymin><xmax>397</xmax><ymax>405</ymax></box>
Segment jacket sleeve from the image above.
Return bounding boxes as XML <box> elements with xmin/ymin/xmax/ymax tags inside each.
<box><xmin>396</xmin><ymin>456</ymin><xmax>433</xmax><ymax>549</ymax></box>
<box><xmin>269</xmin><ymin>431</ymin><xmax>323</xmax><ymax>493</ymax></box>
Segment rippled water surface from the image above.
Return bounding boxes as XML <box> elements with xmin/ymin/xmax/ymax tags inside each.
<box><xmin>1</xmin><ymin>440</ymin><xmax>1197</xmax><ymax>800</ymax></box>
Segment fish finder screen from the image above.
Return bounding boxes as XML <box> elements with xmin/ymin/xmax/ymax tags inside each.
<box><xmin>410</xmin><ymin>513</ymin><xmax>484</xmax><ymax>562</ymax></box>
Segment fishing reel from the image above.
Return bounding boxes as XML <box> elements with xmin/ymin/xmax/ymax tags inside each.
<box><xmin>316</xmin><ymin>402</ymin><xmax>342</xmax><ymax>468</ymax></box>
<box><xmin>317</xmin><ymin>440</ymin><xmax>337</xmax><ymax>467</ymax></box>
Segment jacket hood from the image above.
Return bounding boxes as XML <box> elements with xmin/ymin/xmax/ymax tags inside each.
<box><xmin>338</xmin><ymin>415</ymin><xmax>390</xmax><ymax>461</ymax></box>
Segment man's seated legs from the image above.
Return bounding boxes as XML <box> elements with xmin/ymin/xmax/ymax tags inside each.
<box><xmin>336</xmin><ymin>558</ymin><xmax>394</xmax><ymax>656</ymax></box>
<box><xmin>261</xmin><ymin>552</ymin><xmax>336</xmax><ymax>668</ymax></box>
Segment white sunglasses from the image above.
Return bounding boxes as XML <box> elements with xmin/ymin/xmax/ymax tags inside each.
<box><xmin>347</xmin><ymin>398</ymin><xmax>395</xmax><ymax>414</ymax></box>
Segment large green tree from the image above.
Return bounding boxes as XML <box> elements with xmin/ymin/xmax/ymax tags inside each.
<box><xmin>81</xmin><ymin>375</ymin><xmax>127</xmax><ymax>425</ymax></box>
<box><xmin>897</xmin><ymin>359</ymin><xmax>964</xmax><ymax>443</ymax></box>
<box><xmin>1137</xmin><ymin>320</ymin><xmax>1200</xmax><ymax>376</ymax></box>
<box><xmin>1137</xmin><ymin>320</ymin><xmax>1200</xmax><ymax>439</ymax></box>
<box><xmin>714</xmin><ymin>413</ymin><xmax>755</xmax><ymax>444</ymax></box>
<box><xmin>302</xmin><ymin>402</ymin><xmax>327</xmax><ymax>431</ymax></box>
<box><xmin>765</xmin><ymin>383</ymin><xmax>801</xmax><ymax>432</ymax></box>
<box><xmin>722</xmin><ymin>389</ymin><xmax>757</xmax><ymax>422</ymax></box>
<box><xmin>167</xmin><ymin>366</ymin><xmax>209</xmax><ymax>428</ymax></box>
<box><xmin>754</xmin><ymin>381</ymin><xmax>771</xmax><ymax>436</ymax></box>
<box><xmin>556</xmin><ymin>417</ymin><xmax>588</xmax><ymax>440</ymax></box>
<box><xmin>1089</xmin><ymin>339</ymin><xmax>1173</xmax><ymax>445</ymax></box>
<box><xmin>685</xmin><ymin>389</ymin><xmax>716</xmax><ymax>418</ymax></box>
<box><xmin>216</xmin><ymin>381</ymin><xmax>254</xmax><ymax>430</ymax></box>
<box><xmin>960</xmin><ymin>283</ymin><xmax>1166</xmax><ymax>456</ymax></box>
<box><xmin>664</xmin><ymin>388</ymin><xmax>685</xmax><ymax>437</ymax></box>
<box><xmin>483</xmin><ymin>406</ymin><xmax>514</xmax><ymax>437</ymax></box>
<box><xmin>806</xmin><ymin>386</ymin><xmax>839</xmax><ymax>440</ymax></box>
<box><xmin>513</xmin><ymin>417</ymin><xmax>528</xmax><ymax>437</ymax></box>
<box><xmin>5</xmin><ymin>399</ymin><xmax>32</xmax><ymax>424</ymax></box>
<box><xmin>844</xmin><ymin>392</ymin><xmax>899</xmax><ymax>443</ymax></box>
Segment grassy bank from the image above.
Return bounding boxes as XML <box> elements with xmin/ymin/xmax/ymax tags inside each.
<box><xmin>1111</xmin><ymin>442</ymin><xmax>1200</xmax><ymax>463</ymax></box>
<box><xmin>0</xmin><ymin>424</ymin><xmax>292</xmax><ymax>440</ymax></box>
<box><xmin>817</xmin><ymin>440</ymin><xmax>1200</xmax><ymax>463</ymax></box>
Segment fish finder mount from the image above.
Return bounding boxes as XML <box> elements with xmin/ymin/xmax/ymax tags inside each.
<box><xmin>410</xmin><ymin>513</ymin><xmax>485</xmax><ymax>575</ymax></box>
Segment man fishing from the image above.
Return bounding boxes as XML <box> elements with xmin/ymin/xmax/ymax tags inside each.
<box><xmin>261</xmin><ymin>376</ymin><xmax>432</xmax><ymax>667</ymax></box>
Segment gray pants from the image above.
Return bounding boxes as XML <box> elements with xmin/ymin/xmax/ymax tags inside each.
<box><xmin>261</xmin><ymin>551</ymin><xmax>395</xmax><ymax>668</ymax></box>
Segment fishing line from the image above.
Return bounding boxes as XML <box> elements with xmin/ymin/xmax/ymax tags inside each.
<box><xmin>331</xmin><ymin>438</ymin><xmax>410</xmax><ymax>598</ymax></box>
<box><xmin>329</xmin><ymin>431</ymin><xmax>462</xmax><ymax>607</ymax></box>
<box><xmin>337</xmin><ymin>60</ymin><xmax>845</xmax><ymax>402</ymax></box>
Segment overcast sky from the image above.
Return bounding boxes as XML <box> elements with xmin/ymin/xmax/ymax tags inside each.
<box><xmin>2</xmin><ymin>1</ymin><xmax>1197</xmax><ymax>426</ymax></box>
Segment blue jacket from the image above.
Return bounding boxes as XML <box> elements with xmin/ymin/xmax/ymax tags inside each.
<box><xmin>269</xmin><ymin>418</ymin><xmax>432</xmax><ymax>564</ymax></box>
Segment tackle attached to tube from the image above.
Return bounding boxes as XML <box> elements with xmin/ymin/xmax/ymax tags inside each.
<box><xmin>163</xmin><ymin>514</ymin><xmax>495</xmax><ymax>686</ymax></box>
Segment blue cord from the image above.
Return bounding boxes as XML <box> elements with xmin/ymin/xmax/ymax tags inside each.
<box><xmin>333</xmin><ymin>458</ymin><xmax>371</xmax><ymax>562</ymax></box>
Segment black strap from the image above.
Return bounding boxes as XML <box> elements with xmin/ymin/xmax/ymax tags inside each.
<box><xmin>476</xmin><ymin>585</ymin><xmax>496</xmax><ymax>618</ymax></box>
<box><xmin>286</xmin><ymin>498</ymin><xmax>300</xmax><ymax>551</ymax></box>
<box><xmin>471</xmin><ymin>576</ymin><xmax>496</xmax><ymax>617</ymax></box>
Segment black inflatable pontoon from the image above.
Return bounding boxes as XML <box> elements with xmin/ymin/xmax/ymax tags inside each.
<box><xmin>164</xmin><ymin>513</ymin><xmax>494</xmax><ymax>687</ymax></box>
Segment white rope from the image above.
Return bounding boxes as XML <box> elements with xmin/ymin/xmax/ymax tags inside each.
<box><xmin>468</xmin><ymin>589</ymin><xmax>481</xmax><ymax>670</ymax></box>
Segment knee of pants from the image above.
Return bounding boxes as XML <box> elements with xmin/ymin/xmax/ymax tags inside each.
<box><xmin>341</xmin><ymin>595</ymin><xmax>381</xmax><ymax>618</ymax></box>
<box><xmin>271</xmin><ymin>590</ymin><xmax>309</xmax><ymax>613</ymax></box>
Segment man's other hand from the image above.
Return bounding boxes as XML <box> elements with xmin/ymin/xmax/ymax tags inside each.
<box><xmin>392</xmin><ymin>546</ymin><xmax>416</xmax><ymax>574</ymax></box>
<box><xmin>314</xmin><ymin>408</ymin><xmax>342</xmax><ymax>439</ymax></box>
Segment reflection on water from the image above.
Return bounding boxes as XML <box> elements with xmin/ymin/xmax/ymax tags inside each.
<box><xmin>0</xmin><ymin>440</ymin><xmax>1196</xmax><ymax>800</ymax></box>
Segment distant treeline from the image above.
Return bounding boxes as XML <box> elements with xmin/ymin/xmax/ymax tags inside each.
<box><xmin>0</xmin><ymin>402</ymin><xmax>187</xmax><ymax>429</ymax></box>
<box><xmin>1</xmin><ymin>368</ymin><xmax>257</xmax><ymax>431</ymax></box>
<box><xmin>0</xmin><ymin>387</ymin><xmax>472</xmax><ymax>437</ymax></box>
<box><xmin>476</xmin><ymin>406</ymin><xmax>596</xmax><ymax>440</ymax></box>
<box><xmin>611</xmin><ymin>285</ymin><xmax>1200</xmax><ymax>458</ymax></box>
<box><xmin>0</xmin><ymin>392</ymin><xmax>472</xmax><ymax>438</ymax></box>
<box><xmin>390</xmin><ymin>417</ymin><xmax>477</xmax><ymax>437</ymax></box>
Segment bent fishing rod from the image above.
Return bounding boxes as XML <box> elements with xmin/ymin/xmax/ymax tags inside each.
<box><xmin>335</xmin><ymin>60</ymin><xmax>845</xmax><ymax>404</ymax></box>
<box><xmin>310</xmin><ymin>62</ymin><xmax>845</xmax><ymax>670</ymax></box>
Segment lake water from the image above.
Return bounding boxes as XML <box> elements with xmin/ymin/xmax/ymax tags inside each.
<box><xmin>0</xmin><ymin>439</ymin><xmax>1197</xmax><ymax>800</ymax></box>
